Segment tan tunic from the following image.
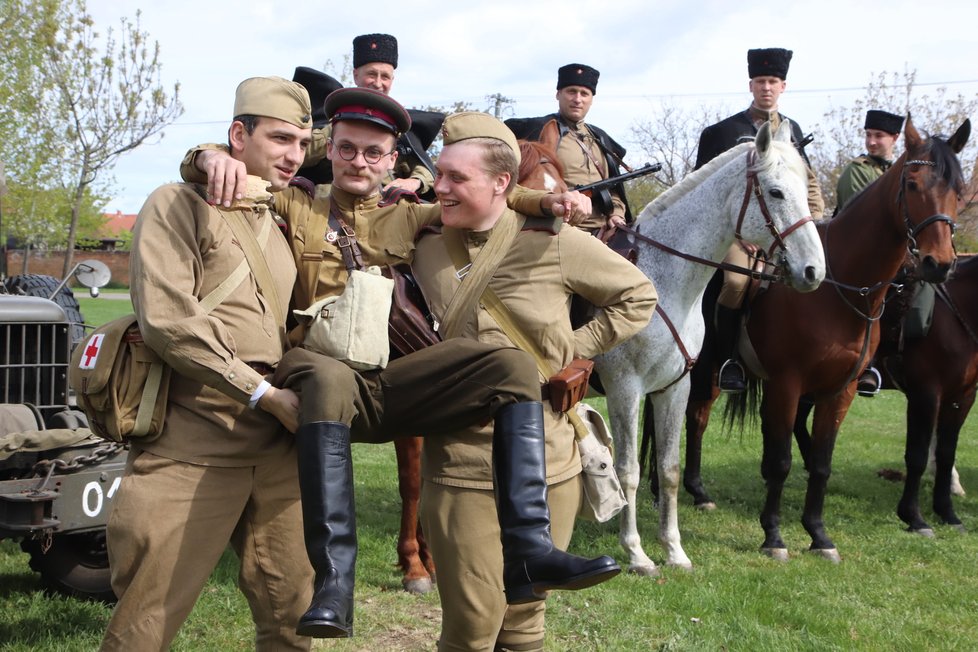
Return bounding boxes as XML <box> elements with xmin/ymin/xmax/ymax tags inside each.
<box><xmin>554</xmin><ymin>119</ymin><xmax>628</xmax><ymax>230</ymax></box>
<box><xmin>412</xmin><ymin>210</ymin><xmax>657</xmax><ymax>489</ymax></box>
<box><xmin>130</xmin><ymin>182</ymin><xmax>297</xmax><ymax>466</ymax></box>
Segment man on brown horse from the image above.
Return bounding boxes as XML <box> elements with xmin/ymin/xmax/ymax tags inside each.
<box><xmin>694</xmin><ymin>47</ymin><xmax>825</xmax><ymax>392</ymax></box>
<box><xmin>835</xmin><ymin>109</ymin><xmax>905</xmax><ymax>396</ymax></box>
<box><xmin>505</xmin><ymin>63</ymin><xmax>631</xmax><ymax>234</ymax></box>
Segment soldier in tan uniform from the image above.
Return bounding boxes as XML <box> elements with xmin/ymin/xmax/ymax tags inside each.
<box><xmin>506</xmin><ymin>63</ymin><xmax>631</xmax><ymax>233</ymax></box>
<box><xmin>100</xmin><ymin>77</ymin><xmax>315</xmax><ymax>651</ymax></box>
<box><xmin>183</xmin><ymin>89</ymin><xmax>620</xmax><ymax>641</ymax></box>
<box><xmin>411</xmin><ymin>112</ymin><xmax>657</xmax><ymax>651</ymax></box>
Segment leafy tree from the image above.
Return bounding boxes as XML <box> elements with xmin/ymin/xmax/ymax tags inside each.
<box><xmin>810</xmin><ymin>68</ymin><xmax>978</xmax><ymax>213</ymax></box>
<box><xmin>41</xmin><ymin>0</ymin><xmax>183</xmax><ymax>275</ymax></box>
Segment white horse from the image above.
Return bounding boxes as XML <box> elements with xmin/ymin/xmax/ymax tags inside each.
<box><xmin>594</xmin><ymin>121</ymin><xmax>826</xmax><ymax>575</ymax></box>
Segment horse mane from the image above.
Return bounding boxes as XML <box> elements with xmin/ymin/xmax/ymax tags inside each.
<box><xmin>635</xmin><ymin>140</ymin><xmax>804</xmax><ymax>225</ymax></box>
<box><xmin>517</xmin><ymin>140</ymin><xmax>566</xmax><ymax>187</ymax></box>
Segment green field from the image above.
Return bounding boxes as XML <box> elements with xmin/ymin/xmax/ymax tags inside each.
<box><xmin>2</xmin><ymin>379</ymin><xmax>976</xmax><ymax>650</ymax></box>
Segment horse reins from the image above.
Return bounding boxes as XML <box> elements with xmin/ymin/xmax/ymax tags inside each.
<box><xmin>822</xmin><ymin>155</ymin><xmax>955</xmax><ymax>395</ymax></box>
<box><xmin>617</xmin><ymin>149</ymin><xmax>815</xmax><ymax>391</ymax></box>
<box><xmin>616</xmin><ymin>150</ymin><xmax>814</xmax><ymax>284</ymax></box>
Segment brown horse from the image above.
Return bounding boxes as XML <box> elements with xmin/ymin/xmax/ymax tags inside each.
<box><xmin>518</xmin><ymin>140</ymin><xmax>568</xmax><ymax>193</ymax></box>
<box><xmin>874</xmin><ymin>254</ymin><xmax>978</xmax><ymax>535</ymax></box>
<box><xmin>677</xmin><ymin>117</ymin><xmax>967</xmax><ymax>561</ymax></box>
<box><xmin>390</xmin><ymin>140</ymin><xmax>569</xmax><ymax>594</ymax></box>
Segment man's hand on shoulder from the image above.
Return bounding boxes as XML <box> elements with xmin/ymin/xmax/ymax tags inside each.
<box><xmin>384</xmin><ymin>177</ymin><xmax>423</xmax><ymax>194</ymax></box>
<box><xmin>196</xmin><ymin>149</ymin><xmax>248</xmax><ymax>207</ymax></box>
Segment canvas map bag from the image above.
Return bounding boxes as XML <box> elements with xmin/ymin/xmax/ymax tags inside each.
<box><xmin>294</xmin><ymin>265</ymin><xmax>394</xmax><ymax>371</ymax></box>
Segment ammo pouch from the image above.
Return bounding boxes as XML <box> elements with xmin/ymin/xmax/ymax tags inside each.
<box><xmin>575</xmin><ymin>401</ymin><xmax>627</xmax><ymax>522</ymax></box>
<box><xmin>294</xmin><ymin>265</ymin><xmax>394</xmax><ymax>371</ymax></box>
<box><xmin>546</xmin><ymin>358</ymin><xmax>594</xmax><ymax>413</ymax></box>
<box><xmin>69</xmin><ymin>314</ymin><xmax>170</xmax><ymax>443</ymax></box>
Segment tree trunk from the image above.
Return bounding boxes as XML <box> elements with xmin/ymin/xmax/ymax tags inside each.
<box><xmin>62</xmin><ymin>164</ymin><xmax>90</xmax><ymax>278</ymax></box>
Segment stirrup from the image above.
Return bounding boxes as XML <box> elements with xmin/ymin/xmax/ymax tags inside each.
<box><xmin>857</xmin><ymin>367</ymin><xmax>882</xmax><ymax>397</ymax></box>
<box><xmin>718</xmin><ymin>359</ymin><xmax>746</xmax><ymax>393</ymax></box>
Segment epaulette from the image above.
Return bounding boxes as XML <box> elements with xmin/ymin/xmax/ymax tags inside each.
<box><xmin>379</xmin><ymin>186</ymin><xmax>421</xmax><ymax>207</ymax></box>
<box><xmin>521</xmin><ymin>215</ymin><xmax>563</xmax><ymax>234</ymax></box>
<box><xmin>289</xmin><ymin>176</ymin><xmax>316</xmax><ymax>199</ymax></box>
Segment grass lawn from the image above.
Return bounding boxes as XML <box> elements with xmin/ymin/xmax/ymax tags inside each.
<box><xmin>5</xmin><ymin>298</ymin><xmax>974</xmax><ymax>649</ymax></box>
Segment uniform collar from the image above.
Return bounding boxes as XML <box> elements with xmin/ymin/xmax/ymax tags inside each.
<box><xmin>328</xmin><ymin>186</ymin><xmax>381</xmax><ymax>213</ymax></box>
<box><xmin>747</xmin><ymin>104</ymin><xmax>780</xmax><ymax>126</ymax></box>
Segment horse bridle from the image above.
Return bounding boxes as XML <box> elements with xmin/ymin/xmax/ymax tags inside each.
<box><xmin>617</xmin><ymin>150</ymin><xmax>813</xmax><ymax>283</ymax></box>
<box><xmin>899</xmin><ymin>159</ymin><xmax>956</xmax><ymax>258</ymax></box>
<box><xmin>735</xmin><ymin>149</ymin><xmax>814</xmax><ymax>260</ymax></box>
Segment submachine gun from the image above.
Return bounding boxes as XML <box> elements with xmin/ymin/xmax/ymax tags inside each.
<box><xmin>573</xmin><ymin>162</ymin><xmax>662</xmax><ymax>216</ymax></box>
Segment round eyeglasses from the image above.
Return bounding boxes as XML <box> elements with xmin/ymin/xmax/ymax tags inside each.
<box><xmin>330</xmin><ymin>139</ymin><xmax>395</xmax><ymax>165</ymax></box>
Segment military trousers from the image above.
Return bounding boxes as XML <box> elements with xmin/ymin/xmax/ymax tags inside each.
<box><xmin>272</xmin><ymin>338</ymin><xmax>541</xmax><ymax>440</ymax></box>
<box><xmin>100</xmin><ymin>447</ymin><xmax>312</xmax><ymax>652</ymax></box>
<box><xmin>420</xmin><ymin>475</ymin><xmax>581</xmax><ymax>652</ymax></box>
<box><xmin>719</xmin><ymin>243</ymin><xmax>751</xmax><ymax>309</ymax></box>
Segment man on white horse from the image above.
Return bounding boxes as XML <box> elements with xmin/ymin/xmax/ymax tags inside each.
<box><xmin>695</xmin><ymin>47</ymin><xmax>825</xmax><ymax>392</ymax></box>
<box><xmin>505</xmin><ymin>63</ymin><xmax>631</xmax><ymax>234</ymax></box>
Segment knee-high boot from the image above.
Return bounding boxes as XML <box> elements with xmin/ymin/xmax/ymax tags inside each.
<box><xmin>493</xmin><ymin>402</ymin><xmax>621</xmax><ymax>605</ymax></box>
<box><xmin>294</xmin><ymin>422</ymin><xmax>356</xmax><ymax>638</ymax></box>
<box><xmin>716</xmin><ymin>304</ymin><xmax>746</xmax><ymax>393</ymax></box>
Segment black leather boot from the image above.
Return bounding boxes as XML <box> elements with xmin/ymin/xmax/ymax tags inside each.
<box><xmin>493</xmin><ymin>402</ymin><xmax>620</xmax><ymax>605</ymax></box>
<box><xmin>294</xmin><ymin>422</ymin><xmax>356</xmax><ymax>638</ymax></box>
<box><xmin>716</xmin><ymin>305</ymin><xmax>746</xmax><ymax>393</ymax></box>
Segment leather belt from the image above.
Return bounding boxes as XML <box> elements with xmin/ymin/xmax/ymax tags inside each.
<box><xmin>248</xmin><ymin>362</ymin><xmax>275</xmax><ymax>376</ymax></box>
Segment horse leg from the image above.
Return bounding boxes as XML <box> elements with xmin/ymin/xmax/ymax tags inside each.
<box><xmin>642</xmin><ymin>394</ymin><xmax>660</xmax><ymax>504</ymax></box>
<box><xmin>932</xmin><ymin>387</ymin><xmax>974</xmax><ymax>531</ymax></box>
<box><xmin>652</xmin><ymin>386</ymin><xmax>693</xmax><ymax>569</ymax></box>
<box><xmin>607</xmin><ymin>387</ymin><xmax>659</xmax><ymax>576</ymax></box>
<box><xmin>683</xmin><ymin>396</ymin><xmax>718</xmax><ymax>510</ymax></box>
<box><xmin>758</xmin><ymin>382</ymin><xmax>799</xmax><ymax>561</ymax></box>
<box><xmin>801</xmin><ymin>396</ymin><xmax>851</xmax><ymax>562</ymax></box>
<box><xmin>897</xmin><ymin>389</ymin><xmax>937</xmax><ymax>535</ymax></box>
<box><xmin>928</xmin><ymin>432</ymin><xmax>966</xmax><ymax>497</ymax></box>
<box><xmin>793</xmin><ymin>397</ymin><xmax>814</xmax><ymax>472</ymax></box>
<box><xmin>394</xmin><ymin>437</ymin><xmax>435</xmax><ymax>594</ymax></box>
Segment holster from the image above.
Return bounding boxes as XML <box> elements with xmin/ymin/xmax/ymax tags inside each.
<box><xmin>546</xmin><ymin>359</ymin><xmax>594</xmax><ymax>413</ymax></box>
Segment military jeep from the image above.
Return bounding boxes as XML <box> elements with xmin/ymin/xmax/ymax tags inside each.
<box><xmin>0</xmin><ymin>262</ymin><xmax>126</xmax><ymax>601</ymax></box>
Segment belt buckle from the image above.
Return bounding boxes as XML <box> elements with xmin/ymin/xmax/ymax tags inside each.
<box><xmin>455</xmin><ymin>263</ymin><xmax>472</xmax><ymax>280</ymax></box>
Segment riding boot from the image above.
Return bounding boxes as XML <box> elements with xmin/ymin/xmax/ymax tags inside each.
<box><xmin>857</xmin><ymin>365</ymin><xmax>882</xmax><ymax>397</ymax></box>
<box><xmin>493</xmin><ymin>402</ymin><xmax>621</xmax><ymax>605</ymax></box>
<box><xmin>716</xmin><ymin>304</ymin><xmax>746</xmax><ymax>393</ymax></box>
<box><xmin>294</xmin><ymin>421</ymin><xmax>356</xmax><ymax>638</ymax></box>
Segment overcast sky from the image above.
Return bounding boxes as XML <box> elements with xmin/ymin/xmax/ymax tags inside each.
<box><xmin>83</xmin><ymin>0</ymin><xmax>978</xmax><ymax>214</ymax></box>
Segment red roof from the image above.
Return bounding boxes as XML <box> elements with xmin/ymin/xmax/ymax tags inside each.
<box><xmin>101</xmin><ymin>211</ymin><xmax>137</xmax><ymax>237</ymax></box>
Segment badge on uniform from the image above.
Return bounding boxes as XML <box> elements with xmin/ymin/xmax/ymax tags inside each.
<box><xmin>325</xmin><ymin>229</ymin><xmax>338</xmax><ymax>243</ymax></box>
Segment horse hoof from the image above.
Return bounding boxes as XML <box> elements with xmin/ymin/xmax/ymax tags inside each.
<box><xmin>694</xmin><ymin>501</ymin><xmax>717</xmax><ymax>512</ymax></box>
<box><xmin>809</xmin><ymin>548</ymin><xmax>842</xmax><ymax>563</ymax></box>
<box><xmin>667</xmin><ymin>560</ymin><xmax>694</xmax><ymax>572</ymax></box>
<box><xmin>402</xmin><ymin>577</ymin><xmax>434</xmax><ymax>595</ymax></box>
<box><xmin>950</xmin><ymin>523</ymin><xmax>966</xmax><ymax>534</ymax></box>
<box><xmin>909</xmin><ymin>527</ymin><xmax>935</xmax><ymax>538</ymax></box>
<box><xmin>761</xmin><ymin>547</ymin><xmax>789</xmax><ymax>562</ymax></box>
<box><xmin>627</xmin><ymin>562</ymin><xmax>661</xmax><ymax>577</ymax></box>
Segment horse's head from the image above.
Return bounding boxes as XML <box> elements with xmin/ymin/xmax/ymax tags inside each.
<box><xmin>896</xmin><ymin>115</ymin><xmax>968</xmax><ymax>283</ymax></box>
<box><xmin>517</xmin><ymin>140</ymin><xmax>568</xmax><ymax>193</ymax></box>
<box><xmin>738</xmin><ymin>120</ymin><xmax>825</xmax><ymax>292</ymax></box>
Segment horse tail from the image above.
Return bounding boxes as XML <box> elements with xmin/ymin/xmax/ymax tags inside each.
<box><xmin>721</xmin><ymin>376</ymin><xmax>760</xmax><ymax>434</ymax></box>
